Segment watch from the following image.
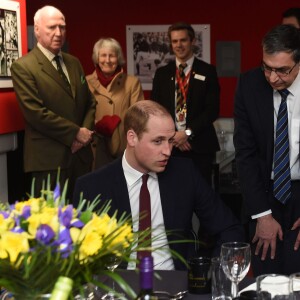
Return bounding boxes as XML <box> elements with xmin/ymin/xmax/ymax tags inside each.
<box><xmin>185</xmin><ymin>129</ymin><xmax>192</xmax><ymax>136</ymax></box>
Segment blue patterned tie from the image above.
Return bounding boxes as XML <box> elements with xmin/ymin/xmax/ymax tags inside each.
<box><xmin>273</xmin><ymin>89</ymin><xmax>291</xmax><ymax>204</ymax></box>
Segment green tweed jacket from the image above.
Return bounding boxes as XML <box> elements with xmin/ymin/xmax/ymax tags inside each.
<box><xmin>11</xmin><ymin>46</ymin><xmax>96</xmax><ymax>172</ymax></box>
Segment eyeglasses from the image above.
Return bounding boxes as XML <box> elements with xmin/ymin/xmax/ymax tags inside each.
<box><xmin>261</xmin><ymin>62</ymin><xmax>298</xmax><ymax>77</ymax></box>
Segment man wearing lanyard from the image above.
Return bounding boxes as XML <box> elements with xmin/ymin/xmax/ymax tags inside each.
<box><xmin>151</xmin><ymin>22</ymin><xmax>220</xmax><ymax>186</ymax></box>
<box><xmin>234</xmin><ymin>24</ymin><xmax>300</xmax><ymax>275</ymax></box>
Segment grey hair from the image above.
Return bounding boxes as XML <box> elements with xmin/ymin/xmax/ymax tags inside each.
<box><xmin>91</xmin><ymin>38</ymin><xmax>125</xmax><ymax>67</ymax></box>
<box><xmin>34</xmin><ymin>6</ymin><xmax>65</xmax><ymax>25</ymax></box>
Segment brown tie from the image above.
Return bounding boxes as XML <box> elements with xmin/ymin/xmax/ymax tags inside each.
<box><xmin>53</xmin><ymin>55</ymin><xmax>71</xmax><ymax>89</ymax></box>
<box><xmin>138</xmin><ymin>174</ymin><xmax>151</xmax><ymax>259</ymax></box>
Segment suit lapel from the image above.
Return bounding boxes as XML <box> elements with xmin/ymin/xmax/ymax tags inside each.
<box><xmin>255</xmin><ymin>77</ymin><xmax>274</xmax><ymax>162</ymax></box>
<box><xmin>62</xmin><ymin>53</ymin><xmax>77</xmax><ymax>97</ymax></box>
<box><xmin>112</xmin><ymin>159</ymin><xmax>131</xmax><ymax>215</ymax></box>
<box><xmin>166</xmin><ymin>62</ymin><xmax>177</xmax><ymax>118</ymax></box>
<box><xmin>33</xmin><ymin>48</ymin><xmax>73</xmax><ymax>97</ymax></box>
<box><xmin>157</xmin><ymin>168</ymin><xmax>176</xmax><ymax>230</ymax></box>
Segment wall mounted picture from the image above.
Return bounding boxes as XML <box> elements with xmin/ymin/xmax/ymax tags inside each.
<box><xmin>126</xmin><ymin>24</ymin><xmax>210</xmax><ymax>90</ymax></box>
<box><xmin>0</xmin><ymin>0</ymin><xmax>22</xmax><ymax>88</ymax></box>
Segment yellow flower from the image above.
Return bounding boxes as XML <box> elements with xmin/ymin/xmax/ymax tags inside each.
<box><xmin>26</xmin><ymin>210</ymin><xmax>59</xmax><ymax>237</ymax></box>
<box><xmin>82</xmin><ymin>214</ymin><xmax>114</xmax><ymax>237</ymax></box>
<box><xmin>79</xmin><ymin>231</ymin><xmax>103</xmax><ymax>260</ymax></box>
<box><xmin>0</xmin><ymin>231</ymin><xmax>29</xmax><ymax>263</ymax></box>
<box><xmin>0</xmin><ymin>214</ymin><xmax>15</xmax><ymax>234</ymax></box>
<box><xmin>14</xmin><ymin>197</ymin><xmax>44</xmax><ymax>214</ymax></box>
<box><xmin>111</xmin><ymin>224</ymin><xmax>133</xmax><ymax>249</ymax></box>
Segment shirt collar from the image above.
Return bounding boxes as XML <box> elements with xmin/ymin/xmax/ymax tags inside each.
<box><xmin>37</xmin><ymin>42</ymin><xmax>62</xmax><ymax>62</ymax></box>
<box><xmin>176</xmin><ymin>55</ymin><xmax>194</xmax><ymax>69</ymax></box>
<box><xmin>122</xmin><ymin>151</ymin><xmax>157</xmax><ymax>187</ymax></box>
<box><xmin>285</xmin><ymin>69</ymin><xmax>300</xmax><ymax>97</ymax></box>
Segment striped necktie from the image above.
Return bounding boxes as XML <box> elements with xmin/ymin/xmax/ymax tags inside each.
<box><xmin>176</xmin><ymin>63</ymin><xmax>187</xmax><ymax>113</ymax></box>
<box><xmin>53</xmin><ymin>55</ymin><xmax>71</xmax><ymax>89</ymax></box>
<box><xmin>273</xmin><ymin>89</ymin><xmax>291</xmax><ymax>204</ymax></box>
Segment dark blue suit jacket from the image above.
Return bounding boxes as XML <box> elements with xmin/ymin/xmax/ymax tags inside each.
<box><xmin>234</xmin><ymin>67</ymin><xmax>275</xmax><ymax>217</ymax></box>
<box><xmin>73</xmin><ymin>156</ymin><xmax>244</xmax><ymax>269</ymax></box>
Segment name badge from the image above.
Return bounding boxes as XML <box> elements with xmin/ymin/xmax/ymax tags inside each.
<box><xmin>194</xmin><ymin>74</ymin><xmax>206</xmax><ymax>81</ymax></box>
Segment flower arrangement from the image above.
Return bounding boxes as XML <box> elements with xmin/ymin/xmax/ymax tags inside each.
<box><xmin>0</xmin><ymin>181</ymin><xmax>140</xmax><ymax>300</ymax></box>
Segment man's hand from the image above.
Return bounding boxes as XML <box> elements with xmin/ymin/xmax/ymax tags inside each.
<box><xmin>252</xmin><ymin>214</ymin><xmax>283</xmax><ymax>260</ymax></box>
<box><xmin>173</xmin><ymin>131</ymin><xmax>191</xmax><ymax>151</ymax></box>
<box><xmin>76</xmin><ymin>128</ymin><xmax>93</xmax><ymax>145</ymax></box>
<box><xmin>71</xmin><ymin>140</ymin><xmax>83</xmax><ymax>153</ymax></box>
<box><xmin>291</xmin><ymin>218</ymin><xmax>300</xmax><ymax>250</ymax></box>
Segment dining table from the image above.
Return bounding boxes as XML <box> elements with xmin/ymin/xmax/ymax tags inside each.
<box><xmin>111</xmin><ymin>270</ymin><xmax>255</xmax><ymax>300</ymax></box>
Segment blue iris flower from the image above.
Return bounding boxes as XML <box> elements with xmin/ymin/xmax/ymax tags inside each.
<box><xmin>36</xmin><ymin>224</ymin><xmax>55</xmax><ymax>245</ymax></box>
<box><xmin>53</xmin><ymin>184</ymin><xmax>61</xmax><ymax>200</ymax></box>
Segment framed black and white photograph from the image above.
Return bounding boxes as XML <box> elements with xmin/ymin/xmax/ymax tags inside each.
<box><xmin>0</xmin><ymin>0</ymin><xmax>22</xmax><ymax>88</ymax></box>
<box><xmin>126</xmin><ymin>24</ymin><xmax>210</xmax><ymax>90</ymax></box>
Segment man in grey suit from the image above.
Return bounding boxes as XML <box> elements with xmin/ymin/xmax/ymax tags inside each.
<box><xmin>11</xmin><ymin>6</ymin><xmax>96</xmax><ymax>200</ymax></box>
<box><xmin>234</xmin><ymin>24</ymin><xmax>300</xmax><ymax>275</ymax></box>
<box><xmin>74</xmin><ymin>100</ymin><xmax>244</xmax><ymax>270</ymax></box>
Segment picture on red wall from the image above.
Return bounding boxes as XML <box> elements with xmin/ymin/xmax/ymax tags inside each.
<box><xmin>0</xmin><ymin>0</ymin><xmax>22</xmax><ymax>88</ymax></box>
<box><xmin>126</xmin><ymin>24</ymin><xmax>210</xmax><ymax>90</ymax></box>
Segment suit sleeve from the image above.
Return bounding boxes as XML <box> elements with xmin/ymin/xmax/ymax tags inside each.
<box><xmin>76</xmin><ymin>61</ymin><xmax>96</xmax><ymax>131</ymax></box>
<box><xmin>11</xmin><ymin>60</ymin><xmax>80</xmax><ymax>147</ymax></box>
<box><xmin>189</xmin><ymin>160</ymin><xmax>245</xmax><ymax>256</ymax></box>
<box><xmin>233</xmin><ymin>74</ymin><xmax>271</xmax><ymax>216</ymax></box>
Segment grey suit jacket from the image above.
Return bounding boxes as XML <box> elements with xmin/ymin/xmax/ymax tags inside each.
<box><xmin>11</xmin><ymin>47</ymin><xmax>96</xmax><ymax>172</ymax></box>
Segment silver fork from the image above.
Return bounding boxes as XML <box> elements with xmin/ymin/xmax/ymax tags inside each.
<box><xmin>153</xmin><ymin>290</ymin><xmax>188</xmax><ymax>299</ymax></box>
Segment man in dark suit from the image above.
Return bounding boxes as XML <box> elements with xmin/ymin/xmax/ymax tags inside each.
<box><xmin>11</xmin><ymin>6</ymin><xmax>95</xmax><ymax>199</ymax></box>
<box><xmin>74</xmin><ymin>100</ymin><xmax>244</xmax><ymax>270</ymax></box>
<box><xmin>234</xmin><ymin>24</ymin><xmax>300</xmax><ymax>275</ymax></box>
<box><xmin>151</xmin><ymin>22</ymin><xmax>220</xmax><ymax>185</ymax></box>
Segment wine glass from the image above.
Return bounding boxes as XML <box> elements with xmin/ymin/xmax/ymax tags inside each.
<box><xmin>220</xmin><ymin>242</ymin><xmax>251</xmax><ymax>298</ymax></box>
<box><xmin>101</xmin><ymin>255</ymin><xmax>123</xmax><ymax>300</ymax></box>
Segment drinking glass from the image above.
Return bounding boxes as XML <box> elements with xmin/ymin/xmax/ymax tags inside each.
<box><xmin>290</xmin><ymin>272</ymin><xmax>300</xmax><ymax>300</ymax></box>
<box><xmin>220</xmin><ymin>242</ymin><xmax>251</xmax><ymax>298</ymax></box>
<box><xmin>257</xmin><ymin>274</ymin><xmax>290</xmax><ymax>300</ymax></box>
<box><xmin>101</xmin><ymin>255</ymin><xmax>123</xmax><ymax>300</ymax></box>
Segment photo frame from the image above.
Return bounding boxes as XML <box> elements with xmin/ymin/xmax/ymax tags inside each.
<box><xmin>0</xmin><ymin>0</ymin><xmax>22</xmax><ymax>88</ymax></box>
<box><xmin>126</xmin><ymin>24</ymin><xmax>210</xmax><ymax>90</ymax></box>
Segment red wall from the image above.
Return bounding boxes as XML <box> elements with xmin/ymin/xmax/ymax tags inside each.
<box><xmin>0</xmin><ymin>0</ymin><xmax>26</xmax><ymax>134</ymax></box>
<box><xmin>2</xmin><ymin>0</ymin><xmax>300</xmax><ymax>134</ymax></box>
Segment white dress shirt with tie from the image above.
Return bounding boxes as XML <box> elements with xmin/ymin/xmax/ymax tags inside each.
<box><xmin>122</xmin><ymin>152</ymin><xmax>174</xmax><ymax>270</ymax></box>
<box><xmin>252</xmin><ymin>71</ymin><xmax>300</xmax><ymax>219</ymax></box>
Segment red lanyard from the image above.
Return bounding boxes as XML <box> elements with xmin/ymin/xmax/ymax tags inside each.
<box><xmin>176</xmin><ymin>68</ymin><xmax>191</xmax><ymax>104</ymax></box>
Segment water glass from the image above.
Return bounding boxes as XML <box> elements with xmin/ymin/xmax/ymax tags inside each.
<box><xmin>256</xmin><ymin>274</ymin><xmax>290</xmax><ymax>300</ymax></box>
<box><xmin>290</xmin><ymin>272</ymin><xmax>300</xmax><ymax>300</ymax></box>
<box><xmin>211</xmin><ymin>256</ymin><xmax>232</xmax><ymax>300</ymax></box>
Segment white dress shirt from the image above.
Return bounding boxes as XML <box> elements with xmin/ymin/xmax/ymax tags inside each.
<box><xmin>252</xmin><ymin>71</ymin><xmax>300</xmax><ymax>219</ymax></box>
<box><xmin>37</xmin><ymin>42</ymin><xmax>70</xmax><ymax>82</ymax></box>
<box><xmin>122</xmin><ymin>152</ymin><xmax>174</xmax><ymax>270</ymax></box>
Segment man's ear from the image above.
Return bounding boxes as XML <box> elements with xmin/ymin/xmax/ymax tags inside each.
<box><xmin>127</xmin><ymin>129</ymin><xmax>138</xmax><ymax>146</ymax></box>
